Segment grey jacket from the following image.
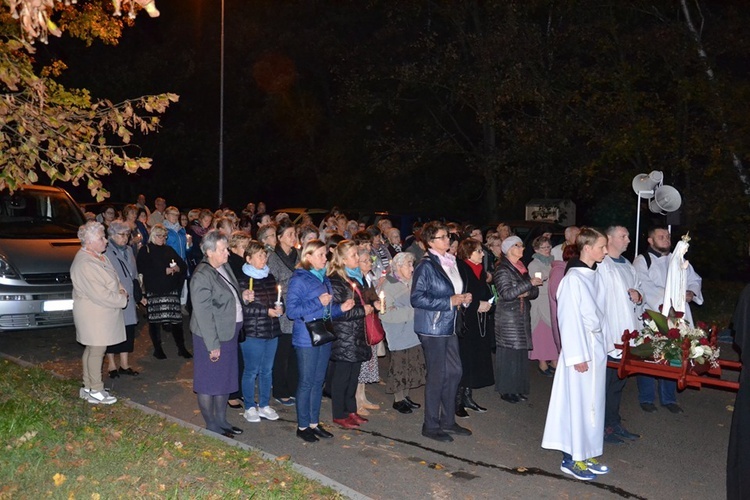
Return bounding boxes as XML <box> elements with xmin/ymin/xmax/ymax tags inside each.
<box><xmin>189</xmin><ymin>260</ymin><xmax>241</xmax><ymax>351</ymax></box>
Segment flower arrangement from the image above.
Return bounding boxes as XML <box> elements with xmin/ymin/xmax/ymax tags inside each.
<box><xmin>622</xmin><ymin>307</ymin><xmax>720</xmax><ymax>369</ymax></box>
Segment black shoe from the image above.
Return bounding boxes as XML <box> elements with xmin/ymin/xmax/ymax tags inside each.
<box><xmin>612</xmin><ymin>425</ymin><xmax>641</xmax><ymax>440</ymax></box>
<box><xmin>664</xmin><ymin>403</ymin><xmax>684</xmax><ymax>414</ymax></box>
<box><xmin>227</xmin><ymin>399</ymin><xmax>244</xmax><ymax>409</ymax></box>
<box><xmin>178</xmin><ymin>349</ymin><xmax>193</xmax><ymax>359</ymax></box>
<box><xmin>640</xmin><ymin>402</ymin><xmax>658</xmax><ymax>413</ymax></box>
<box><xmin>222</xmin><ymin>426</ymin><xmax>243</xmax><ymax>435</ymax></box>
<box><xmin>463</xmin><ymin>389</ymin><xmax>487</xmax><ymax>412</ymax></box>
<box><xmin>421</xmin><ymin>427</ymin><xmax>453</xmax><ymax>442</ymax></box>
<box><xmin>538</xmin><ymin>366</ymin><xmax>554</xmax><ymax>377</ymax></box>
<box><xmin>296</xmin><ymin>428</ymin><xmax>319</xmax><ymax>443</ymax></box>
<box><xmin>443</xmin><ymin>423</ymin><xmax>472</xmax><ymax>436</ymax></box>
<box><xmin>392</xmin><ymin>400</ymin><xmax>413</xmax><ymax>414</ymax></box>
<box><xmin>455</xmin><ymin>405</ymin><xmax>469</xmax><ymax>418</ymax></box>
<box><xmin>311</xmin><ymin>425</ymin><xmax>333</xmax><ymax>439</ymax></box>
<box><xmin>108</xmin><ymin>369</ymin><xmax>120</xmax><ymax>379</ymax></box>
<box><xmin>516</xmin><ymin>394</ymin><xmax>528</xmax><ymax>401</ymax></box>
<box><xmin>153</xmin><ymin>349</ymin><xmax>167</xmax><ymax>360</ymax></box>
<box><xmin>118</xmin><ymin>367</ymin><xmax>139</xmax><ymax>376</ymax></box>
<box><xmin>604</xmin><ymin>429</ymin><xmax>624</xmax><ymax>444</ymax></box>
<box><xmin>404</xmin><ymin>396</ymin><xmax>421</xmax><ymax>409</ymax></box>
<box><xmin>220</xmin><ymin>430</ymin><xmax>235</xmax><ymax>439</ymax></box>
<box><xmin>500</xmin><ymin>393</ymin><xmax>519</xmax><ymax>404</ymax></box>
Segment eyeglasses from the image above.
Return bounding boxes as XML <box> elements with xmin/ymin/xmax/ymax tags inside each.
<box><xmin>115</xmin><ymin>232</ymin><xmax>130</xmax><ymax>237</ymax></box>
<box><xmin>474</xmin><ymin>249</ymin><xmax>485</xmax><ymax>254</ymax></box>
<box><xmin>538</xmin><ymin>246</ymin><xmax>552</xmax><ymax>250</ymax></box>
<box><xmin>432</xmin><ymin>235</ymin><xmax>449</xmax><ymax>240</ymax></box>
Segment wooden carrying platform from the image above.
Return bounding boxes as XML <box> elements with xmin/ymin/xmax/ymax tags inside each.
<box><xmin>607</xmin><ymin>330</ymin><xmax>741</xmax><ymax>391</ymax></box>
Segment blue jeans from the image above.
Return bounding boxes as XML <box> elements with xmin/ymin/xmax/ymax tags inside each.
<box><xmin>636</xmin><ymin>375</ymin><xmax>677</xmax><ymax>406</ymax></box>
<box><xmin>295</xmin><ymin>343</ymin><xmax>332</xmax><ymax>428</ymax></box>
<box><xmin>240</xmin><ymin>337</ymin><xmax>279</xmax><ymax>408</ymax></box>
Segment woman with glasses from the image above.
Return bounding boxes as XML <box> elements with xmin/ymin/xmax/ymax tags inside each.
<box><xmin>493</xmin><ymin>236</ymin><xmax>543</xmax><ymax>404</ymax></box>
<box><xmin>137</xmin><ymin>224</ymin><xmax>191</xmax><ymax>359</ymax></box>
<box><xmin>104</xmin><ymin>220</ymin><xmax>142</xmax><ymax>378</ymax></box>
<box><xmin>454</xmin><ymin>238</ymin><xmax>495</xmax><ymax>417</ymax></box>
<box><xmin>411</xmin><ymin>221</ymin><xmax>473</xmax><ymax>442</ymax></box>
<box><xmin>354</xmin><ymin>247</ymin><xmax>381</xmax><ymax>415</ymax></box>
<box><xmin>528</xmin><ymin>235</ymin><xmax>558</xmax><ymax>377</ymax></box>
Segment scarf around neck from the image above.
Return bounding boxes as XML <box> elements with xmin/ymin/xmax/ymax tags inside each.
<box><xmin>429</xmin><ymin>249</ymin><xmax>457</xmax><ymax>269</ymax></box>
<box><xmin>309</xmin><ymin>267</ymin><xmax>326</xmax><ymax>282</ymax></box>
<box><xmin>532</xmin><ymin>252</ymin><xmax>554</xmax><ymax>266</ymax></box>
<box><xmin>163</xmin><ymin>220</ymin><xmax>181</xmax><ymax>232</ymax></box>
<box><xmin>242</xmin><ymin>263</ymin><xmax>269</xmax><ymax>279</ymax></box>
<box><xmin>345</xmin><ymin>266</ymin><xmax>364</xmax><ymax>285</ymax></box>
<box><xmin>463</xmin><ymin>259</ymin><xmax>483</xmax><ymax>280</ymax></box>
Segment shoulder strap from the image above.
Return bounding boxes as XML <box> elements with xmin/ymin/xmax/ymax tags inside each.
<box><xmin>642</xmin><ymin>252</ymin><xmax>651</xmax><ymax>269</ymax></box>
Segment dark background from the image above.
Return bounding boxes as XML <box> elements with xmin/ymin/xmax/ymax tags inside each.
<box><xmin>31</xmin><ymin>0</ymin><xmax>750</xmax><ymax>278</ymax></box>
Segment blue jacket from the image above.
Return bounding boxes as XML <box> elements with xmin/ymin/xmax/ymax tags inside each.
<box><xmin>166</xmin><ymin>226</ymin><xmax>188</xmax><ymax>261</ymax></box>
<box><xmin>286</xmin><ymin>268</ymin><xmax>343</xmax><ymax>348</ymax></box>
<box><xmin>411</xmin><ymin>252</ymin><xmax>458</xmax><ymax>336</ymax></box>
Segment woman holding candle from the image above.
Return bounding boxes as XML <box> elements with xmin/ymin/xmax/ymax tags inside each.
<box><xmin>493</xmin><ymin>236</ymin><xmax>543</xmax><ymax>403</ymax></box>
<box><xmin>527</xmin><ymin>235</ymin><xmax>558</xmax><ymax>376</ymax></box>
<box><xmin>286</xmin><ymin>239</ymin><xmax>353</xmax><ymax>442</ymax></box>
<box><xmin>327</xmin><ymin>240</ymin><xmax>375</xmax><ymax>429</ymax></box>
<box><xmin>225</xmin><ymin>230</ymin><xmax>253</xmax><ymax>409</ymax></box>
<box><xmin>355</xmin><ymin>247</ymin><xmax>382</xmax><ymax>415</ymax></box>
<box><xmin>236</xmin><ymin>241</ymin><xmax>283</xmax><ymax>423</ymax></box>
<box><xmin>137</xmin><ymin>224</ymin><xmax>191</xmax><ymax>359</ymax></box>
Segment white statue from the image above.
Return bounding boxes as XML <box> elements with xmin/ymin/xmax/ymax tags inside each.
<box><xmin>661</xmin><ymin>233</ymin><xmax>690</xmax><ymax>317</ymax></box>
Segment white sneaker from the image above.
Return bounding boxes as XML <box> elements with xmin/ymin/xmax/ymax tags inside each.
<box><xmin>258</xmin><ymin>406</ymin><xmax>279</xmax><ymax>421</ymax></box>
<box><xmin>79</xmin><ymin>387</ymin><xmax>90</xmax><ymax>399</ymax></box>
<box><xmin>243</xmin><ymin>406</ymin><xmax>261</xmax><ymax>423</ymax></box>
<box><xmin>86</xmin><ymin>390</ymin><xmax>117</xmax><ymax>405</ymax></box>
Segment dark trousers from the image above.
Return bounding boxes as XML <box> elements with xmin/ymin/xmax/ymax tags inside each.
<box><xmin>272</xmin><ymin>334</ymin><xmax>298</xmax><ymax>399</ymax></box>
<box><xmin>331</xmin><ymin>361</ymin><xmax>361</xmax><ymax>419</ymax></box>
<box><xmin>605</xmin><ymin>358</ymin><xmax>627</xmax><ymax>428</ymax></box>
<box><xmin>419</xmin><ymin>334</ymin><xmax>462</xmax><ymax>431</ymax></box>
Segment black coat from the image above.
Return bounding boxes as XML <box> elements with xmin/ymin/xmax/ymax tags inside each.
<box><xmin>329</xmin><ymin>274</ymin><xmax>372</xmax><ymax>363</ymax></box>
<box><xmin>136</xmin><ymin>243</ymin><xmax>186</xmax><ymax>295</ymax></box>
<box><xmin>236</xmin><ymin>272</ymin><xmax>282</xmax><ymax>340</ymax></box>
<box><xmin>456</xmin><ymin>259</ymin><xmax>495</xmax><ymax>388</ymax></box>
<box><xmin>728</xmin><ymin>283</ymin><xmax>750</xmax><ymax>499</ymax></box>
<box><xmin>493</xmin><ymin>258</ymin><xmax>538</xmax><ymax>350</ymax></box>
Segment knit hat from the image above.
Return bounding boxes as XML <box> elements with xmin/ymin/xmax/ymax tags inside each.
<box><xmin>501</xmin><ymin>236</ymin><xmax>523</xmax><ymax>255</ymax></box>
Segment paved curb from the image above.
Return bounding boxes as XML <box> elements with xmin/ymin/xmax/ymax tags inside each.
<box><xmin>0</xmin><ymin>352</ymin><xmax>371</xmax><ymax>500</ymax></box>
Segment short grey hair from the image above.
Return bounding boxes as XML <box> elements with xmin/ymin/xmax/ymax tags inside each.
<box><xmin>201</xmin><ymin>229</ymin><xmax>228</xmax><ymax>254</ymax></box>
<box><xmin>77</xmin><ymin>221</ymin><xmax>104</xmax><ymax>246</ymax></box>
<box><xmin>149</xmin><ymin>223</ymin><xmax>168</xmax><ymax>243</ymax></box>
<box><xmin>391</xmin><ymin>251</ymin><xmax>415</xmax><ymax>269</ymax></box>
<box><xmin>107</xmin><ymin>219</ymin><xmax>131</xmax><ymax>237</ymax></box>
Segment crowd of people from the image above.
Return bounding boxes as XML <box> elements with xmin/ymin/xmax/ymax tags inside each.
<box><xmin>72</xmin><ymin>197</ymin><xmax>707</xmax><ymax>481</ymax></box>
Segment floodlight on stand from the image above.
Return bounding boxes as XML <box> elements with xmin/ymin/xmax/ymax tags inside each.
<box><xmin>631</xmin><ymin>170</ymin><xmax>663</xmax><ymax>198</ymax></box>
<box><xmin>648</xmin><ymin>185</ymin><xmax>682</xmax><ymax>214</ymax></box>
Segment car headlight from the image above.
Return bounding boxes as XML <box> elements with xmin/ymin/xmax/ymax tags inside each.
<box><xmin>0</xmin><ymin>256</ymin><xmax>20</xmax><ymax>279</ymax></box>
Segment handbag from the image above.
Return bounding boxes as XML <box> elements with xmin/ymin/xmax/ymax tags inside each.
<box><xmin>352</xmin><ymin>282</ymin><xmax>386</xmax><ymax>346</ymax></box>
<box><xmin>305</xmin><ymin>317</ymin><xmax>336</xmax><ymax>346</ymax></box>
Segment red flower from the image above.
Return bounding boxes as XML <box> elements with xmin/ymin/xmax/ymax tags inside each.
<box><xmin>673</xmin><ymin>311</ymin><xmax>684</xmax><ymax>319</ymax></box>
<box><xmin>667</xmin><ymin>328</ymin><xmax>680</xmax><ymax>340</ymax></box>
<box><xmin>697</xmin><ymin>321</ymin><xmax>708</xmax><ymax>330</ymax></box>
<box><xmin>644</xmin><ymin>337</ymin><xmax>652</xmax><ymax>344</ymax></box>
<box><xmin>699</xmin><ymin>338</ymin><xmax>709</xmax><ymax>346</ymax></box>
<box><xmin>641</xmin><ymin>312</ymin><xmax>650</xmax><ymax>320</ymax></box>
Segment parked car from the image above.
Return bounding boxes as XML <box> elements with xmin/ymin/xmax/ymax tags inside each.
<box><xmin>0</xmin><ymin>185</ymin><xmax>86</xmax><ymax>331</ymax></box>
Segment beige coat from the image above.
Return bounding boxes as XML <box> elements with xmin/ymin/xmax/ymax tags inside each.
<box><xmin>71</xmin><ymin>249</ymin><xmax>127</xmax><ymax>346</ymax></box>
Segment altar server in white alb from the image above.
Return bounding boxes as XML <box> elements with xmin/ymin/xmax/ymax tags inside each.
<box><xmin>542</xmin><ymin>227</ymin><xmax>609</xmax><ymax>481</ymax></box>
<box><xmin>597</xmin><ymin>226</ymin><xmax>643</xmax><ymax>444</ymax></box>
<box><xmin>633</xmin><ymin>227</ymin><xmax>703</xmax><ymax>414</ymax></box>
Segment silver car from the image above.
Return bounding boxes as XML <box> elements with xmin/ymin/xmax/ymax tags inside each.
<box><xmin>0</xmin><ymin>185</ymin><xmax>85</xmax><ymax>331</ymax></box>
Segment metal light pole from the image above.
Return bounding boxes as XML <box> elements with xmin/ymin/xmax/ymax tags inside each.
<box><xmin>218</xmin><ymin>0</ymin><xmax>225</xmax><ymax>206</ymax></box>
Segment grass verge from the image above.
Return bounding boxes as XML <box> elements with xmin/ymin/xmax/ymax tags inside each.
<box><xmin>0</xmin><ymin>360</ymin><xmax>341</xmax><ymax>499</ymax></box>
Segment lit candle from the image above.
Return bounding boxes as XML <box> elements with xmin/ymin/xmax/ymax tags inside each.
<box><xmin>351</xmin><ymin>282</ymin><xmax>357</xmax><ymax>299</ymax></box>
<box><xmin>277</xmin><ymin>285</ymin><xmax>282</xmax><ymax>303</ymax></box>
<box><xmin>378</xmin><ymin>290</ymin><xmax>385</xmax><ymax>314</ymax></box>
<box><xmin>534</xmin><ymin>272</ymin><xmax>542</xmax><ymax>280</ymax></box>
<box><xmin>249</xmin><ymin>278</ymin><xmax>253</xmax><ymax>291</ymax></box>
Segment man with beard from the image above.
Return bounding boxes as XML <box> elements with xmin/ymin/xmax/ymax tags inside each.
<box><xmin>632</xmin><ymin>226</ymin><xmax>703</xmax><ymax>414</ymax></box>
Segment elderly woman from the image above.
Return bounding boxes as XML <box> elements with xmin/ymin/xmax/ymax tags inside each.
<box><xmin>386</xmin><ymin>227</ymin><xmax>402</xmax><ymax>257</ymax></box>
<box><xmin>527</xmin><ymin>235</ymin><xmax>558</xmax><ymax>376</ymax></box>
<box><xmin>380</xmin><ymin>252</ymin><xmax>426</xmax><ymax>414</ymax></box>
<box><xmin>297</xmin><ymin>225</ymin><xmax>319</xmax><ymax>246</ymax></box>
<box><xmin>104</xmin><ymin>220</ymin><xmax>141</xmax><ymax>379</ymax></box>
<box><xmin>137</xmin><ymin>224</ymin><xmax>191</xmax><ymax>359</ymax></box>
<box><xmin>493</xmin><ymin>236</ymin><xmax>542</xmax><ymax>404</ymax></box>
<box><xmin>454</xmin><ymin>238</ymin><xmax>494</xmax><ymax>417</ymax></box>
<box><xmin>237</xmin><ymin>241</ymin><xmax>283</xmax><ymax>423</ymax></box>
<box><xmin>411</xmin><ymin>221</ymin><xmax>473</xmax><ymax>443</ymax></box>
<box><xmin>225</xmin><ymin>230</ymin><xmax>252</xmax><ymax>409</ymax></box>
<box><xmin>190</xmin><ymin>230</ymin><xmax>252</xmax><ymax>438</ymax></box>
<box><xmin>120</xmin><ymin>204</ymin><xmax>141</xmax><ymax>250</ymax></box>
<box><xmin>287</xmin><ymin>240</ymin><xmax>353</xmax><ymax>442</ymax></box>
<box><xmin>71</xmin><ymin>221</ymin><xmax>128</xmax><ymax>405</ymax></box>
<box><xmin>327</xmin><ymin>241</ymin><xmax>374</xmax><ymax>429</ymax></box>
<box><xmin>257</xmin><ymin>223</ymin><xmax>277</xmax><ymax>252</ymax></box>
<box><xmin>355</xmin><ymin>247</ymin><xmax>381</xmax><ymax>415</ymax></box>
<box><xmin>267</xmin><ymin>220</ymin><xmax>300</xmax><ymax>406</ymax></box>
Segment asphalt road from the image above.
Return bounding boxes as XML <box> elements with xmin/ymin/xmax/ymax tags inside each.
<box><xmin>0</xmin><ymin>321</ymin><xmax>738</xmax><ymax>499</ymax></box>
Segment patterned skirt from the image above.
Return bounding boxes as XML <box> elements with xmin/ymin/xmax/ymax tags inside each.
<box><xmin>386</xmin><ymin>344</ymin><xmax>426</xmax><ymax>394</ymax></box>
<box><xmin>146</xmin><ymin>290</ymin><xmax>182</xmax><ymax>323</ymax></box>
<box><xmin>358</xmin><ymin>345</ymin><xmax>380</xmax><ymax>384</ymax></box>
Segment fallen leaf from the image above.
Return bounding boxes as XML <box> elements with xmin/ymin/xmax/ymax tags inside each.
<box><xmin>53</xmin><ymin>473</ymin><xmax>66</xmax><ymax>486</ymax></box>
<box><xmin>517</xmin><ymin>467</ymin><xmax>527</xmax><ymax>472</ymax></box>
<box><xmin>91</xmin><ymin>494</ymin><xmax>101</xmax><ymax>500</ymax></box>
<box><xmin>341</xmin><ymin>435</ymin><xmax>351</xmax><ymax>440</ymax></box>
<box><xmin>276</xmin><ymin>455</ymin><xmax>290</xmax><ymax>461</ymax></box>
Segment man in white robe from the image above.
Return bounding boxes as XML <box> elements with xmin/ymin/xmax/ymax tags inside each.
<box><xmin>597</xmin><ymin>226</ymin><xmax>642</xmax><ymax>444</ymax></box>
<box><xmin>542</xmin><ymin>230</ymin><xmax>608</xmax><ymax>480</ymax></box>
<box><xmin>633</xmin><ymin>226</ymin><xmax>703</xmax><ymax>414</ymax></box>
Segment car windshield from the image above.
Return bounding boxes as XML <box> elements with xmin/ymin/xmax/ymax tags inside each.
<box><xmin>0</xmin><ymin>189</ymin><xmax>85</xmax><ymax>238</ymax></box>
